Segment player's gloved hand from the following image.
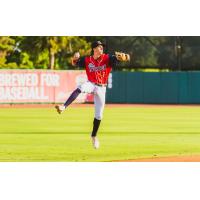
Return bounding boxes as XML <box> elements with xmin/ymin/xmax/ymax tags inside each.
<box><xmin>115</xmin><ymin>52</ymin><xmax>130</xmax><ymax>62</ymax></box>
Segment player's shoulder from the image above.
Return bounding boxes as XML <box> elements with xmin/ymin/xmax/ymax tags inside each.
<box><xmin>102</xmin><ymin>53</ymin><xmax>110</xmax><ymax>60</ymax></box>
<box><xmin>102</xmin><ymin>54</ymin><xmax>116</xmax><ymax>63</ymax></box>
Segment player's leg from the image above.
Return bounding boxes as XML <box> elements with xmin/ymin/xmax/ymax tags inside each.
<box><xmin>55</xmin><ymin>88</ymin><xmax>81</xmax><ymax>114</ymax></box>
<box><xmin>55</xmin><ymin>81</ymin><xmax>94</xmax><ymax>114</ymax></box>
<box><xmin>91</xmin><ymin>86</ymin><xmax>106</xmax><ymax>149</ymax></box>
<box><xmin>63</xmin><ymin>88</ymin><xmax>81</xmax><ymax>108</ymax></box>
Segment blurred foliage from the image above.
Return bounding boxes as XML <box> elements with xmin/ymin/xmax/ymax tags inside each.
<box><xmin>0</xmin><ymin>36</ymin><xmax>15</xmax><ymax>68</ymax></box>
<box><xmin>3</xmin><ymin>36</ymin><xmax>92</xmax><ymax>70</ymax></box>
<box><xmin>106</xmin><ymin>36</ymin><xmax>200</xmax><ymax>71</ymax></box>
<box><xmin>1</xmin><ymin>36</ymin><xmax>200</xmax><ymax>71</ymax></box>
<box><xmin>106</xmin><ymin>36</ymin><xmax>176</xmax><ymax>70</ymax></box>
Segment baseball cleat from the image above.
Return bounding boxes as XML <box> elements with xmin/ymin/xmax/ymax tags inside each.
<box><xmin>55</xmin><ymin>105</ymin><xmax>65</xmax><ymax>114</ymax></box>
<box><xmin>91</xmin><ymin>136</ymin><xmax>100</xmax><ymax>149</ymax></box>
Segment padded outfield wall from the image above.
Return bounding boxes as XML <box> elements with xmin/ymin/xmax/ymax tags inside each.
<box><xmin>1</xmin><ymin>70</ymin><xmax>200</xmax><ymax>104</ymax></box>
<box><xmin>106</xmin><ymin>72</ymin><xmax>200</xmax><ymax>104</ymax></box>
<box><xmin>0</xmin><ymin>70</ymin><xmax>93</xmax><ymax>104</ymax></box>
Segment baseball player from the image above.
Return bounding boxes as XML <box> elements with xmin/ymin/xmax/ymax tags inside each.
<box><xmin>55</xmin><ymin>41</ymin><xmax>130</xmax><ymax>149</ymax></box>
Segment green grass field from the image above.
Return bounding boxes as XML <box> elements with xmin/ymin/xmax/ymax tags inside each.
<box><xmin>1</xmin><ymin>105</ymin><xmax>200</xmax><ymax>161</ymax></box>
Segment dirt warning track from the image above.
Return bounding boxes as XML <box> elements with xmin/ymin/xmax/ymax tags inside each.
<box><xmin>1</xmin><ymin>103</ymin><xmax>200</xmax><ymax>109</ymax></box>
<box><xmin>115</xmin><ymin>155</ymin><xmax>200</xmax><ymax>162</ymax></box>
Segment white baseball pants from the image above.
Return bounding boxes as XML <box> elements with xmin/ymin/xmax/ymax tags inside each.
<box><xmin>78</xmin><ymin>81</ymin><xmax>106</xmax><ymax>120</ymax></box>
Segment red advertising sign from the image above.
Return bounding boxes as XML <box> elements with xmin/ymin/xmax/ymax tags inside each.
<box><xmin>0</xmin><ymin>70</ymin><xmax>93</xmax><ymax>103</ymax></box>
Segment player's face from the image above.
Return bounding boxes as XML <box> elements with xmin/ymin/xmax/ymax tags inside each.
<box><xmin>93</xmin><ymin>45</ymin><xmax>103</xmax><ymax>56</ymax></box>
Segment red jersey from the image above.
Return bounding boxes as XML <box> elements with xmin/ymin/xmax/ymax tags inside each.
<box><xmin>76</xmin><ymin>54</ymin><xmax>117</xmax><ymax>85</ymax></box>
<box><xmin>75</xmin><ymin>53</ymin><xmax>118</xmax><ymax>85</ymax></box>
<box><xmin>84</xmin><ymin>54</ymin><xmax>111</xmax><ymax>85</ymax></box>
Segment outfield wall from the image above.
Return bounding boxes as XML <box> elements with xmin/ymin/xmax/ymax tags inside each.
<box><xmin>106</xmin><ymin>72</ymin><xmax>200</xmax><ymax>104</ymax></box>
<box><xmin>1</xmin><ymin>70</ymin><xmax>200</xmax><ymax>104</ymax></box>
<box><xmin>0</xmin><ymin>70</ymin><xmax>93</xmax><ymax>104</ymax></box>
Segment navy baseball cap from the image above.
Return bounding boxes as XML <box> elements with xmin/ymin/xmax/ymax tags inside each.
<box><xmin>91</xmin><ymin>41</ymin><xmax>105</xmax><ymax>49</ymax></box>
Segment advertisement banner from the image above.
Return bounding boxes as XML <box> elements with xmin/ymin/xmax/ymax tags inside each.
<box><xmin>0</xmin><ymin>70</ymin><xmax>93</xmax><ymax>103</ymax></box>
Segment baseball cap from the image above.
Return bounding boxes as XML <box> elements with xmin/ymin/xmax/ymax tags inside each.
<box><xmin>91</xmin><ymin>41</ymin><xmax>105</xmax><ymax>49</ymax></box>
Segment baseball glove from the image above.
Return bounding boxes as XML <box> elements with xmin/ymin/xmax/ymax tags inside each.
<box><xmin>115</xmin><ymin>52</ymin><xmax>130</xmax><ymax>62</ymax></box>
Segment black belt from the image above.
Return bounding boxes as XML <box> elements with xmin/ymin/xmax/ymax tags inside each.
<box><xmin>94</xmin><ymin>83</ymin><xmax>107</xmax><ymax>87</ymax></box>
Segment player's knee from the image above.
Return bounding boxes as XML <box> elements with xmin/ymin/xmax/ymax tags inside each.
<box><xmin>76</xmin><ymin>88</ymin><xmax>81</xmax><ymax>93</ymax></box>
<box><xmin>77</xmin><ymin>86</ymin><xmax>82</xmax><ymax>93</ymax></box>
<box><xmin>95</xmin><ymin>114</ymin><xmax>103</xmax><ymax>120</ymax></box>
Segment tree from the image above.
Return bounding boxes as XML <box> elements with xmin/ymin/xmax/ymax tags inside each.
<box><xmin>106</xmin><ymin>36</ymin><xmax>176</xmax><ymax>70</ymax></box>
<box><xmin>0</xmin><ymin>36</ymin><xmax>15</xmax><ymax>68</ymax></box>
<box><xmin>17</xmin><ymin>36</ymin><xmax>91</xmax><ymax>69</ymax></box>
<box><xmin>5</xmin><ymin>36</ymin><xmax>200</xmax><ymax>71</ymax></box>
<box><xmin>56</xmin><ymin>36</ymin><xmax>91</xmax><ymax>69</ymax></box>
<box><xmin>180</xmin><ymin>37</ymin><xmax>200</xmax><ymax>70</ymax></box>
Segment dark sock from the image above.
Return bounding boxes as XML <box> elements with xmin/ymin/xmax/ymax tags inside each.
<box><xmin>64</xmin><ymin>88</ymin><xmax>81</xmax><ymax>108</ymax></box>
<box><xmin>91</xmin><ymin>118</ymin><xmax>101</xmax><ymax>137</ymax></box>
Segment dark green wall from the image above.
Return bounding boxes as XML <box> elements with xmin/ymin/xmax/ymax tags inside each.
<box><xmin>106</xmin><ymin>72</ymin><xmax>200</xmax><ymax>104</ymax></box>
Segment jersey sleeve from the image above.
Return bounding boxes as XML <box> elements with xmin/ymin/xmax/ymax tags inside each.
<box><xmin>75</xmin><ymin>57</ymin><xmax>85</xmax><ymax>68</ymax></box>
<box><xmin>108</xmin><ymin>54</ymin><xmax>118</xmax><ymax>68</ymax></box>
